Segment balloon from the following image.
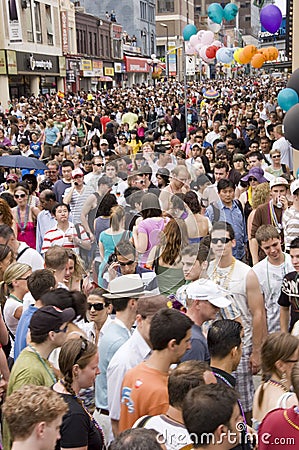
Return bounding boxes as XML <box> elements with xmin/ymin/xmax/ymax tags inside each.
<box><xmin>207</xmin><ymin>3</ymin><xmax>224</xmax><ymax>25</ymax></box>
<box><xmin>278</xmin><ymin>88</ymin><xmax>299</xmax><ymax>112</ymax></box>
<box><xmin>234</xmin><ymin>48</ymin><xmax>242</xmax><ymax>63</ymax></box>
<box><xmin>251</xmin><ymin>53</ymin><xmax>265</xmax><ymax>69</ymax></box>
<box><xmin>212</xmin><ymin>40</ymin><xmax>222</xmax><ymax>48</ymax></box>
<box><xmin>243</xmin><ymin>45</ymin><xmax>257</xmax><ymax>60</ymax></box>
<box><xmin>186</xmin><ymin>44</ymin><xmax>196</xmax><ymax>55</ymax></box>
<box><xmin>201</xmin><ymin>30</ymin><xmax>215</xmax><ymax>46</ymax></box>
<box><xmin>183</xmin><ymin>24</ymin><xmax>197</xmax><ymax>41</ymax></box>
<box><xmin>200</xmin><ymin>45</ymin><xmax>215</xmax><ymax>64</ymax></box>
<box><xmin>284</xmin><ymin>103</ymin><xmax>299</xmax><ymax>149</ymax></box>
<box><xmin>206</xmin><ymin>45</ymin><xmax>218</xmax><ymax>59</ymax></box>
<box><xmin>258</xmin><ymin>48</ymin><xmax>270</xmax><ymax>61</ymax></box>
<box><xmin>287</xmin><ymin>69</ymin><xmax>299</xmax><ymax>97</ymax></box>
<box><xmin>216</xmin><ymin>47</ymin><xmax>234</xmax><ymax>64</ymax></box>
<box><xmin>267</xmin><ymin>46</ymin><xmax>279</xmax><ymax>61</ymax></box>
<box><xmin>223</xmin><ymin>3</ymin><xmax>238</xmax><ymax>21</ymax></box>
<box><xmin>207</xmin><ymin>17</ymin><xmax>222</xmax><ymax>33</ymax></box>
<box><xmin>190</xmin><ymin>34</ymin><xmax>199</xmax><ymax>47</ymax></box>
<box><xmin>194</xmin><ymin>43</ymin><xmax>203</xmax><ymax>53</ymax></box>
<box><xmin>197</xmin><ymin>30</ymin><xmax>205</xmax><ymax>40</ymax></box>
<box><xmin>238</xmin><ymin>50</ymin><xmax>252</xmax><ymax>65</ymax></box>
<box><xmin>260</xmin><ymin>4</ymin><xmax>282</xmax><ymax>34</ymax></box>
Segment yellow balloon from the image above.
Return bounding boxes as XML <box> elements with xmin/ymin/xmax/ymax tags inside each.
<box><xmin>234</xmin><ymin>48</ymin><xmax>242</xmax><ymax>64</ymax></box>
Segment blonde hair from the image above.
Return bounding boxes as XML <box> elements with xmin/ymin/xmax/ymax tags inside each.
<box><xmin>110</xmin><ymin>205</ymin><xmax>125</xmax><ymax>232</ymax></box>
<box><xmin>0</xmin><ymin>262</ymin><xmax>31</xmax><ymax>306</ymax></box>
<box><xmin>2</xmin><ymin>385</ymin><xmax>68</xmax><ymax>441</ymax></box>
<box><xmin>252</xmin><ymin>182</ymin><xmax>270</xmax><ymax>210</ymax></box>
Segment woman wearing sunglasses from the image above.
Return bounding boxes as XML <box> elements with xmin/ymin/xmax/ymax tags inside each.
<box><xmin>11</xmin><ymin>185</ymin><xmax>38</xmax><ymax>249</ymax></box>
<box><xmin>53</xmin><ymin>338</ymin><xmax>104</xmax><ymax>450</ymax></box>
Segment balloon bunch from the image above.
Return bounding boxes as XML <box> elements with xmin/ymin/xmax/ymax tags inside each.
<box><xmin>147</xmin><ymin>54</ymin><xmax>164</xmax><ymax>80</ymax></box>
<box><xmin>233</xmin><ymin>45</ymin><xmax>278</xmax><ymax>69</ymax></box>
<box><xmin>185</xmin><ymin>29</ymin><xmax>222</xmax><ymax>64</ymax></box>
<box><xmin>283</xmin><ymin>70</ymin><xmax>299</xmax><ymax>149</ymax></box>
<box><xmin>207</xmin><ymin>2</ymin><xmax>239</xmax><ymax>25</ymax></box>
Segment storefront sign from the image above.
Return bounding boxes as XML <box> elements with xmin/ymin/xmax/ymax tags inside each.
<box><xmin>93</xmin><ymin>60</ymin><xmax>103</xmax><ymax>76</ymax></box>
<box><xmin>114</xmin><ymin>62</ymin><xmax>122</xmax><ymax>73</ymax></box>
<box><xmin>7</xmin><ymin>0</ymin><xmax>22</xmax><ymax>42</ymax></box>
<box><xmin>125</xmin><ymin>57</ymin><xmax>149</xmax><ymax>73</ymax></box>
<box><xmin>0</xmin><ymin>51</ymin><xmax>7</xmax><ymax>75</ymax></box>
<box><xmin>66</xmin><ymin>70</ymin><xmax>75</xmax><ymax>83</ymax></box>
<box><xmin>81</xmin><ymin>60</ymin><xmax>92</xmax><ymax>71</ymax></box>
<box><xmin>16</xmin><ymin>52</ymin><xmax>59</xmax><ymax>74</ymax></box>
<box><xmin>104</xmin><ymin>67</ymin><xmax>114</xmax><ymax>76</ymax></box>
<box><xmin>6</xmin><ymin>50</ymin><xmax>17</xmax><ymax>75</ymax></box>
<box><xmin>61</xmin><ymin>11</ymin><xmax>69</xmax><ymax>54</ymax></box>
<box><xmin>112</xmin><ymin>24</ymin><xmax>122</xmax><ymax>40</ymax></box>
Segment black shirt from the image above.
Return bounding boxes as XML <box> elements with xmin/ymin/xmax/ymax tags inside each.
<box><xmin>278</xmin><ymin>271</ymin><xmax>299</xmax><ymax>331</ymax></box>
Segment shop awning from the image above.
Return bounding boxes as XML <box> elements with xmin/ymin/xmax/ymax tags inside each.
<box><xmin>99</xmin><ymin>76</ymin><xmax>113</xmax><ymax>81</ymax></box>
<box><xmin>124</xmin><ymin>56</ymin><xmax>149</xmax><ymax>73</ymax></box>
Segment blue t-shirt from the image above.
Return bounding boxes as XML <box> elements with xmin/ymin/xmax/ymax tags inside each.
<box><xmin>14</xmin><ymin>304</ymin><xmax>37</xmax><ymax>360</ymax></box>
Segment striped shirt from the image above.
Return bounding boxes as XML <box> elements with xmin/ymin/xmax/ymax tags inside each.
<box><xmin>41</xmin><ymin>222</ymin><xmax>89</xmax><ymax>254</ymax></box>
<box><xmin>63</xmin><ymin>185</ymin><xmax>94</xmax><ymax>224</ymax></box>
<box><xmin>282</xmin><ymin>206</ymin><xmax>299</xmax><ymax>251</ymax></box>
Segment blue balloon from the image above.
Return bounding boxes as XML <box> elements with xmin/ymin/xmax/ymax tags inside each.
<box><xmin>223</xmin><ymin>3</ymin><xmax>238</xmax><ymax>21</ymax></box>
<box><xmin>216</xmin><ymin>47</ymin><xmax>234</xmax><ymax>64</ymax></box>
<box><xmin>183</xmin><ymin>24</ymin><xmax>197</xmax><ymax>41</ymax></box>
<box><xmin>207</xmin><ymin>3</ymin><xmax>224</xmax><ymax>25</ymax></box>
<box><xmin>278</xmin><ymin>88</ymin><xmax>299</xmax><ymax>112</ymax></box>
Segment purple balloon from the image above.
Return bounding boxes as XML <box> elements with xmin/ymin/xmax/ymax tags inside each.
<box><xmin>260</xmin><ymin>4</ymin><xmax>282</xmax><ymax>34</ymax></box>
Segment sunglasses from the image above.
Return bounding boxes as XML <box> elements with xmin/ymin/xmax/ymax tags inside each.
<box><xmin>272</xmin><ymin>155</ymin><xmax>280</xmax><ymax>159</ymax></box>
<box><xmin>7</xmin><ymin>180</ymin><xmax>16</xmax><ymax>184</ymax></box>
<box><xmin>74</xmin><ymin>336</ymin><xmax>88</xmax><ymax>364</ymax></box>
<box><xmin>53</xmin><ymin>324</ymin><xmax>68</xmax><ymax>334</ymax></box>
<box><xmin>87</xmin><ymin>302</ymin><xmax>107</xmax><ymax>311</ymax></box>
<box><xmin>17</xmin><ymin>275</ymin><xmax>30</xmax><ymax>281</ymax></box>
<box><xmin>118</xmin><ymin>259</ymin><xmax>135</xmax><ymax>267</ymax></box>
<box><xmin>211</xmin><ymin>237</ymin><xmax>232</xmax><ymax>245</ymax></box>
<box><xmin>94</xmin><ymin>163</ymin><xmax>105</xmax><ymax>167</ymax></box>
<box><xmin>14</xmin><ymin>194</ymin><xmax>26</xmax><ymax>199</ymax></box>
<box><xmin>48</xmin><ymin>170</ymin><xmax>58</xmax><ymax>174</ymax></box>
<box><xmin>248</xmin><ymin>177</ymin><xmax>257</xmax><ymax>182</ymax></box>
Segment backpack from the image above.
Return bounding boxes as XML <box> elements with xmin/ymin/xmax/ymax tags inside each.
<box><xmin>211</xmin><ymin>199</ymin><xmax>244</xmax><ymax>224</ymax></box>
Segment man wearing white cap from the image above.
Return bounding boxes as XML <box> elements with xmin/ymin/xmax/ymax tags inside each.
<box><xmin>181</xmin><ymin>279</ymin><xmax>232</xmax><ymax>363</ymax></box>
<box><xmin>282</xmin><ymin>179</ymin><xmax>299</xmax><ymax>252</ymax></box>
<box><xmin>63</xmin><ymin>168</ymin><xmax>94</xmax><ymax>224</ymax></box>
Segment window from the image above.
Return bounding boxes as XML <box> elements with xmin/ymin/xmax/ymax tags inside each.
<box><xmin>100</xmin><ymin>34</ymin><xmax>104</xmax><ymax>56</ymax></box>
<box><xmin>89</xmin><ymin>31</ymin><xmax>93</xmax><ymax>54</ymax></box>
<box><xmin>141</xmin><ymin>30</ymin><xmax>147</xmax><ymax>54</ymax></box>
<box><xmin>245</xmin><ymin>16</ymin><xmax>251</xmax><ymax>22</ymax></box>
<box><xmin>157</xmin><ymin>0</ymin><xmax>174</xmax><ymax>13</ymax></box>
<box><xmin>105</xmin><ymin>36</ymin><xmax>110</xmax><ymax>57</ymax></box>
<box><xmin>94</xmin><ymin>33</ymin><xmax>97</xmax><ymax>55</ymax></box>
<box><xmin>34</xmin><ymin>2</ymin><xmax>42</xmax><ymax>43</ymax></box>
<box><xmin>24</xmin><ymin>2</ymin><xmax>34</xmax><ymax>41</ymax></box>
<box><xmin>45</xmin><ymin>5</ymin><xmax>53</xmax><ymax>45</ymax></box>
<box><xmin>140</xmin><ymin>1</ymin><xmax>146</xmax><ymax>19</ymax></box>
<box><xmin>150</xmin><ymin>32</ymin><xmax>155</xmax><ymax>55</ymax></box>
<box><xmin>148</xmin><ymin>5</ymin><xmax>155</xmax><ymax>23</ymax></box>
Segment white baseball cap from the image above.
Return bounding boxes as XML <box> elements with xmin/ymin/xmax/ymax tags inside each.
<box><xmin>185</xmin><ymin>279</ymin><xmax>232</xmax><ymax>308</ymax></box>
<box><xmin>291</xmin><ymin>179</ymin><xmax>299</xmax><ymax>196</ymax></box>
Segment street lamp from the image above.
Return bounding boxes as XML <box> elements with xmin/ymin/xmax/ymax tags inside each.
<box><xmin>160</xmin><ymin>23</ymin><xmax>169</xmax><ymax>79</ymax></box>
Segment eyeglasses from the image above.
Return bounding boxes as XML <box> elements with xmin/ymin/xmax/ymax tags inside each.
<box><xmin>94</xmin><ymin>163</ymin><xmax>105</xmax><ymax>167</ymax></box>
<box><xmin>87</xmin><ymin>303</ymin><xmax>107</xmax><ymax>311</ymax></box>
<box><xmin>17</xmin><ymin>275</ymin><xmax>30</xmax><ymax>281</ymax></box>
<box><xmin>53</xmin><ymin>324</ymin><xmax>68</xmax><ymax>334</ymax></box>
<box><xmin>48</xmin><ymin>170</ymin><xmax>58</xmax><ymax>174</ymax></box>
<box><xmin>7</xmin><ymin>180</ymin><xmax>16</xmax><ymax>184</ymax></box>
<box><xmin>272</xmin><ymin>155</ymin><xmax>280</xmax><ymax>159</ymax></box>
<box><xmin>248</xmin><ymin>177</ymin><xmax>257</xmax><ymax>182</ymax></box>
<box><xmin>118</xmin><ymin>259</ymin><xmax>135</xmax><ymax>267</ymax></box>
<box><xmin>74</xmin><ymin>337</ymin><xmax>88</xmax><ymax>364</ymax></box>
<box><xmin>285</xmin><ymin>359</ymin><xmax>298</xmax><ymax>363</ymax></box>
<box><xmin>14</xmin><ymin>194</ymin><xmax>26</xmax><ymax>199</ymax></box>
<box><xmin>211</xmin><ymin>237</ymin><xmax>232</xmax><ymax>245</ymax></box>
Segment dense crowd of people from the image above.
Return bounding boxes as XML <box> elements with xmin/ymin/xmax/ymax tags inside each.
<box><xmin>0</xmin><ymin>73</ymin><xmax>298</xmax><ymax>450</ymax></box>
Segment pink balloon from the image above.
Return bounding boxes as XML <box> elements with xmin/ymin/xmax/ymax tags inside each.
<box><xmin>194</xmin><ymin>43</ymin><xmax>203</xmax><ymax>53</ymax></box>
<box><xmin>197</xmin><ymin>30</ymin><xmax>205</xmax><ymax>41</ymax></box>
<box><xmin>201</xmin><ymin>30</ymin><xmax>215</xmax><ymax>46</ymax></box>
<box><xmin>190</xmin><ymin>34</ymin><xmax>199</xmax><ymax>47</ymax></box>
<box><xmin>212</xmin><ymin>40</ymin><xmax>222</xmax><ymax>48</ymax></box>
<box><xmin>186</xmin><ymin>44</ymin><xmax>195</xmax><ymax>55</ymax></box>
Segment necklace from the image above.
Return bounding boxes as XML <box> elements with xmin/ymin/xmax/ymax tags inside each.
<box><xmin>17</xmin><ymin>204</ymin><xmax>30</xmax><ymax>234</ymax></box>
<box><xmin>213</xmin><ymin>372</ymin><xmax>247</xmax><ymax>425</ymax></box>
<box><xmin>211</xmin><ymin>257</ymin><xmax>236</xmax><ymax>290</ymax></box>
<box><xmin>165</xmin><ymin>413</ymin><xmax>185</xmax><ymax>426</ymax></box>
<box><xmin>267</xmin><ymin>378</ymin><xmax>288</xmax><ymax>393</ymax></box>
<box><xmin>284</xmin><ymin>409</ymin><xmax>299</xmax><ymax>431</ymax></box>
<box><xmin>269</xmin><ymin>200</ymin><xmax>283</xmax><ymax>233</ymax></box>
<box><xmin>60</xmin><ymin>379</ymin><xmax>104</xmax><ymax>442</ymax></box>
<box><xmin>28</xmin><ymin>344</ymin><xmax>56</xmax><ymax>384</ymax></box>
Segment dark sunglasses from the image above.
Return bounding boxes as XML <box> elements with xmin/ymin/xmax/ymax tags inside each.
<box><xmin>118</xmin><ymin>259</ymin><xmax>135</xmax><ymax>267</ymax></box>
<box><xmin>53</xmin><ymin>324</ymin><xmax>68</xmax><ymax>334</ymax></box>
<box><xmin>272</xmin><ymin>155</ymin><xmax>280</xmax><ymax>159</ymax></box>
<box><xmin>87</xmin><ymin>302</ymin><xmax>107</xmax><ymax>311</ymax></box>
<box><xmin>17</xmin><ymin>275</ymin><xmax>30</xmax><ymax>281</ymax></box>
<box><xmin>248</xmin><ymin>177</ymin><xmax>257</xmax><ymax>182</ymax></box>
<box><xmin>74</xmin><ymin>337</ymin><xmax>88</xmax><ymax>364</ymax></box>
<box><xmin>211</xmin><ymin>237</ymin><xmax>232</xmax><ymax>245</ymax></box>
<box><xmin>14</xmin><ymin>194</ymin><xmax>26</xmax><ymax>199</ymax></box>
<box><xmin>94</xmin><ymin>163</ymin><xmax>105</xmax><ymax>167</ymax></box>
<box><xmin>7</xmin><ymin>180</ymin><xmax>16</xmax><ymax>184</ymax></box>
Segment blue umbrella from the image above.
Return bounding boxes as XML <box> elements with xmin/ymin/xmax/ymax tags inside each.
<box><xmin>0</xmin><ymin>155</ymin><xmax>47</xmax><ymax>170</ymax></box>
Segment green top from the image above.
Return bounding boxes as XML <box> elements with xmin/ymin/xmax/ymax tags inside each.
<box><xmin>156</xmin><ymin>265</ymin><xmax>185</xmax><ymax>296</ymax></box>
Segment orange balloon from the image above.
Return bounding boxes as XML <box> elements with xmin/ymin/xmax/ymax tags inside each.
<box><xmin>267</xmin><ymin>46</ymin><xmax>279</xmax><ymax>61</ymax></box>
<box><xmin>251</xmin><ymin>53</ymin><xmax>265</xmax><ymax>69</ymax></box>
<box><xmin>242</xmin><ymin>45</ymin><xmax>258</xmax><ymax>61</ymax></box>
<box><xmin>258</xmin><ymin>48</ymin><xmax>269</xmax><ymax>61</ymax></box>
<box><xmin>238</xmin><ymin>50</ymin><xmax>252</xmax><ymax>65</ymax></box>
